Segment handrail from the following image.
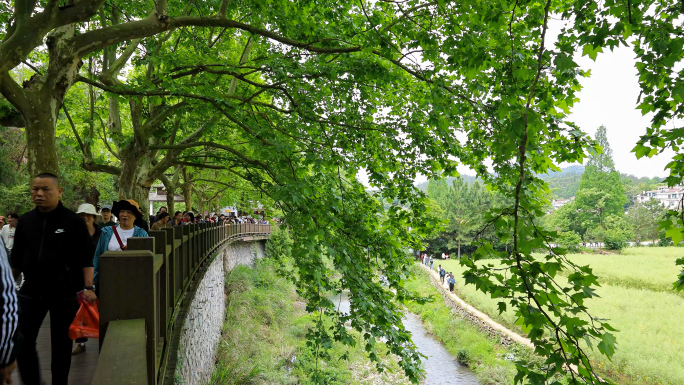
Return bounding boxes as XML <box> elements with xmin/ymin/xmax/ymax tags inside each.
<box><xmin>94</xmin><ymin>223</ymin><xmax>272</xmax><ymax>385</ymax></box>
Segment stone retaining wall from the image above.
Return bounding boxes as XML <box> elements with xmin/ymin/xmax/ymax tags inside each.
<box><xmin>419</xmin><ymin>264</ymin><xmax>532</xmax><ymax>348</ymax></box>
<box><xmin>223</xmin><ymin>240</ymin><xmax>266</xmax><ymax>272</ymax></box>
<box><xmin>175</xmin><ymin>240</ymin><xmax>266</xmax><ymax>385</ymax></box>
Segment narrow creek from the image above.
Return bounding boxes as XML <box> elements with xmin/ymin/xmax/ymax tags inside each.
<box><xmin>328</xmin><ymin>291</ymin><xmax>480</xmax><ymax>385</ymax></box>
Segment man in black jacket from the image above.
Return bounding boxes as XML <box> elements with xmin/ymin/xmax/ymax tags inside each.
<box><xmin>11</xmin><ymin>173</ymin><xmax>97</xmax><ymax>385</ymax></box>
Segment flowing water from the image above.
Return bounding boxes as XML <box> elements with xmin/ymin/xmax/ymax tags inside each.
<box><xmin>328</xmin><ymin>291</ymin><xmax>480</xmax><ymax>385</ymax></box>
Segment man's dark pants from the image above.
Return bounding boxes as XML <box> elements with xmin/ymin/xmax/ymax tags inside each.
<box><xmin>17</xmin><ymin>293</ymin><xmax>79</xmax><ymax>385</ymax></box>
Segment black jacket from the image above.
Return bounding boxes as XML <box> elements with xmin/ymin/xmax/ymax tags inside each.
<box><xmin>11</xmin><ymin>202</ymin><xmax>94</xmax><ymax>298</ymax></box>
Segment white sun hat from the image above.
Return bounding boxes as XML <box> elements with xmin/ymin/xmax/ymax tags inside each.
<box><xmin>76</xmin><ymin>203</ymin><xmax>102</xmax><ymax>221</ymax></box>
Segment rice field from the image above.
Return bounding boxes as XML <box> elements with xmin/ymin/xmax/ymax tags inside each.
<box><xmin>433</xmin><ymin>247</ymin><xmax>684</xmax><ymax>385</ymax></box>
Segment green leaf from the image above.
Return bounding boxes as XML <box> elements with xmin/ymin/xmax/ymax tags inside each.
<box><xmin>666</xmin><ymin>226</ymin><xmax>683</xmax><ymax>245</ymax></box>
<box><xmin>597</xmin><ymin>332</ymin><xmax>617</xmax><ymax>358</ymax></box>
<box><xmin>582</xmin><ymin>44</ymin><xmax>603</xmax><ymax>61</ymax></box>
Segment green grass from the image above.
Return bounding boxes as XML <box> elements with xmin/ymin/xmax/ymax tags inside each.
<box><xmin>563</xmin><ymin>248</ymin><xmax>682</xmax><ymax>293</ymax></box>
<box><xmin>433</xmin><ymin>248</ymin><xmax>684</xmax><ymax>385</ymax></box>
<box><xmin>212</xmin><ymin>259</ymin><xmax>412</xmax><ymax>385</ymax></box>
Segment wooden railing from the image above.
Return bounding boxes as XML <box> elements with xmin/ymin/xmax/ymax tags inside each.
<box><xmin>92</xmin><ymin>223</ymin><xmax>272</xmax><ymax>385</ymax></box>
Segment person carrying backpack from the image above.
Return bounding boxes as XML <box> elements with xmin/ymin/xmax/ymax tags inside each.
<box><xmin>439</xmin><ymin>265</ymin><xmax>445</xmax><ymax>284</ymax></box>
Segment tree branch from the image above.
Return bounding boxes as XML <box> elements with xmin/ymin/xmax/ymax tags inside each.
<box><xmin>141</xmin><ymin>101</ymin><xmax>188</xmax><ymax>137</ymax></box>
<box><xmin>62</xmin><ymin>104</ymin><xmax>87</xmax><ymax>157</ymax></box>
<box><xmin>82</xmin><ymin>161</ymin><xmax>121</xmax><ymax>176</ymax></box>
<box><xmin>219</xmin><ymin>0</ymin><xmax>231</xmax><ymax>18</ymax></box>
<box><xmin>0</xmin><ymin>72</ymin><xmax>29</xmax><ymax>112</ymax></box>
<box><xmin>173</xmin><ymin>161</ymin><xmax>229</xmax><ymax>170</ymax></box>
<box><xmin>227</xmin><ymin>36</ymin><xmax>254</xmax><ymax>95</ymax></box>
<box><xmin>152</xmin><ymin>141</ymin><xmax>272</xmax><ymax>171</ymax></box>
<box><xmin>97</xmin><ymin>115</ymin><xmax>120</xmax><ymax>159</ymax></box>
<box><xmin>71</xmin><ymin>15</ymin><xmax>363</xmax><ymax>59</ymax></box>
<box><xmin>107</xmin><ymin>38</ymin><xmax>142</xmax><ymax>76</ymax></box>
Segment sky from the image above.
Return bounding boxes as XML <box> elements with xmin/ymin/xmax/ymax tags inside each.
<box><xmin>357</xmin><ymin>29</ymin><xmax>673</xmax><ymax>187</ymax></box>
<box><xmin>569</xmin><ymin>45</ymin><xmax>673</xmax><ymax>179</ymax></box>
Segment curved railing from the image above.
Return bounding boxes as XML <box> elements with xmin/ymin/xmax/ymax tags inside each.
<box><xmin>92</xmin><ymin>223</ymin><xmax>271</xmax><ymax>385</ymax></box>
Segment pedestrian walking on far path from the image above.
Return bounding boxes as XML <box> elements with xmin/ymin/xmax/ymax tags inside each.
<box><xmin>12</xmin><ymin>173</ymin><xmax>97</xmax><ymax>385</ymax></box>
<box><xmin>448</xmin><ymin>273</ymin><xmax>456</xmax><ymax>292</ymax></box>
<box><xmin>429</xmin><ymin>256</ymin><xmax>434</xmax><ymax>270</ymax></box>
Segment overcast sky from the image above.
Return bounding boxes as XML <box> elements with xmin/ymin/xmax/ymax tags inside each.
<box><xmin>570</xmin><ymin>45</ymin><xmax>673</xmax><ymax>179</ymax></box>
<box><xmin>357</xmin><ymin>27</ymin><xmax>675</xmax><ymax>187</ymax></box>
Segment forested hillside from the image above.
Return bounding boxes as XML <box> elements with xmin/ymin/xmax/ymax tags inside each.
<box><xmin>422</xmin><ymin>166</ymin><xmax>663</xmax><ymax>200</ymax></box>
<box><xmin>540</xmin><ymin>165</ymin><xmax>585</xmax><ymax>199</ymax></box>
<box><xmin>415</xmin><ymin>175</ymin><xmax>478</xmax><ymax>192</ymax></box>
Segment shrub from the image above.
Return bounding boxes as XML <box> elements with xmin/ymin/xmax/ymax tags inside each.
<box><xmin>456</xmin><ymin>350</ymin><xmax>471</xmax><ymax>366</ymax></box>
<box><xmin>603</xmin><ymin>229</ymin><xmax>628</xmax><ymax>250</ymax></box>
<box><xmin>658</xmin><ymin>237</ymin><xmax>673</xmax><ymax>247</ymax></box>
<box><xmin>557</xmin><ymin>231</ymin><xmax>582</xmax><ymax>252</ymax></box>
<box><xmin>265</xmin><ymin>225</ymin><xmax>293</xmax><ymax>260</ymax></box>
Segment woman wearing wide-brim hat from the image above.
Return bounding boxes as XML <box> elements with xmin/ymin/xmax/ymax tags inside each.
<box><xmin>91</xmin><ymin>199</ymin><xmax>148</xmax><ymax>295</ymax></box>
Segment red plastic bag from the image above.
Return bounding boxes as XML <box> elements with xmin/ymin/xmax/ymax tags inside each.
<box><xmin>68</xmin><ymin>292</ymin><xmax>100</xmax><ymax>340</ymax></box>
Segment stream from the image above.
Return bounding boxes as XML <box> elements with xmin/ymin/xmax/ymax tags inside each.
<box><xmin>328</xmin><ymin>291</ymin><xmax>480</xmax><ymax>385</ymax></box>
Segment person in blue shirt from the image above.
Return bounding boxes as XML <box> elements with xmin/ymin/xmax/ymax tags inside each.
<box><xmin>93</xmin><ymin>200</ymin><xmax>149</xmax><ymax>288</ymax></box>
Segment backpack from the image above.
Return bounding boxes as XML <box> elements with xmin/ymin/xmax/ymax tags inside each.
<box><xmin>439</xmin><ymin>268</ymin><xmax>445</xmax><ymax>277</ymax></box>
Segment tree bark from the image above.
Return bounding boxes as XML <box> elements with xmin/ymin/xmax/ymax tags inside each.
<box><xmin>182</xmin><ymin>184</ymin><xmax>193</xmax><ymax>213</ymax></box>
<box><xmin>24</xmin><ymin>105</ymin><xmax>60</xmax><ymax>177</ymax></box>
<box><xmin>165</xmin><ymin>184</ymin><xmax>175</xmax><ymax>214</ymax></box>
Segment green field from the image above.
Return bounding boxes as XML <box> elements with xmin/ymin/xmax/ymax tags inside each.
<box><xmin>433</xmin><ymin>248</ymin><xmax>684</xmax><ymax>385</ymax></box>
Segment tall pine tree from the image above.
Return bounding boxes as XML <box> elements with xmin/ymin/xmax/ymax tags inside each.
<box><xmin>575</xmin><ymin>126</ymin><xmax>626</xmax><ymax>230</ymax></box>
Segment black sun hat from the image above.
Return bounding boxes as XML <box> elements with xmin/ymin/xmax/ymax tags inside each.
<box><xmin>111</xmin><ymin>199</ymin><xmax>144</xmax><ymax>219</ymax></box>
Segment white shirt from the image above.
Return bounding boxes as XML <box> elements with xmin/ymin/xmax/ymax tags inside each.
<box><xmin>108</xmin><ymin>227</ymin><xmax>136</xmax><ymax>251</ymax></box>
<box><xmin>0</xmin><ymin>225</ymin><xmax>15</xmax><ymax>251</ymax></box>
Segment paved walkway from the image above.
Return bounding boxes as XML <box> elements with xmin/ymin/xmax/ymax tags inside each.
<box><xmin>11</xmin><ymin>314</ymin><xmax>98</xmax><ymax>384</ymax></box>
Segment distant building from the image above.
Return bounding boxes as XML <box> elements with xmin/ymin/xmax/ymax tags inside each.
<box><xmin>219</xmin><ymin>204</ymin><xmax>239</xmax><ymax>217</ymax></box>
<box><xmin>635</xmin><ymin>186</ymin><xmax>684</xmax><ymax>209</ymax></box>
<box><xmin>148</xmin><ymin>185</ymin><xmax>184</xmax><ymax>214</ymax></box>
<box><xmin>551</xmin><ymin>197</ymin><xmax>574</xmax><ymax>210</ymax></box>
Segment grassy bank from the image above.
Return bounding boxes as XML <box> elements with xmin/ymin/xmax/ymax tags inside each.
<box><xmin>212</xmin><ymin>259</ymin><xmax>412</xmax><ymax>385</ymax></box>
<box><xmin>405</xmin><ymin>265</ymin><xmax>530</xmax><ymax>385</ymax></box>
<box><xmin>434</xmin><ymin>248</ymin><xmax>684</xmax><ymax>385</ymax></box>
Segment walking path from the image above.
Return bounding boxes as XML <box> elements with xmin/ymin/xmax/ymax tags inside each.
<box><xmin>419</xmin><ymin>264</ymin><xmax>533</xmax><ymax>348</ymax></box>
<box><xmin>10</xmin><ymin>314</ymin><xmax>98</xmax><ymax>384</ymax></box>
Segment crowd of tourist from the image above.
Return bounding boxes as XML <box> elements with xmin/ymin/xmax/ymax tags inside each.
<box><xmin>0</xmin><ymin>173</ymin><xmax>272</xmax><ymax>384</ymax></box>
<box><xmin>147</xmin><ymin>207</ymin><xmax>269</xmax><ymax>230</ymax></box>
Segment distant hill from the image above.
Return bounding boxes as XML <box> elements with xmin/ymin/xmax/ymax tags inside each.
<box><xmin>539</xmin><ymin>165</ymin><xmax>664</xmax><ymax>199</ymax></box>
<box><xmin>539</xmin><ymin>165</ymin><xmax>585</xmax><ymax>199</ymax></box>
<box><xmin>415</xmin><ymin>165</ymin><xmax>664</xmax><ymax>200</ymax></box>
<box><xmin>415</xmin><ymin>175</ymin><xmax>479</xmax><ymax>192</ymax></box>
